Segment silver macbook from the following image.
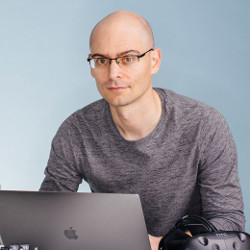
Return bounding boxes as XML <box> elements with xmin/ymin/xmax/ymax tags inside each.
<box><xmin>0</xmin><ymin>190</ymin><xmax>151</xmax><ymax>250</ymax></box>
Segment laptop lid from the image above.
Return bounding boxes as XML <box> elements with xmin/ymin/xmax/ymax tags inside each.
<box><xmin>0</xmin><ymin>190</ymin><xmax>151</xmax><ymax>250</ymax></box>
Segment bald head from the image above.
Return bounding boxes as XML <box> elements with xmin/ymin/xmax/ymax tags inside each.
<box><xmin>89</xmin><ymin>10</ymin><xmax>155</xmax><ymax>52</ymax></box>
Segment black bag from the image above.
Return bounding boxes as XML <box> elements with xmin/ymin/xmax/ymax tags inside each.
<box><xmin>159</xmin><ymin>215</ymin><xmax>250</xmax><ymax>250</ymax></box>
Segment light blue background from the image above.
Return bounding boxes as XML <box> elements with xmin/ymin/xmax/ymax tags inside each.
<box><xmin>0</xmin><ymin>1</ymin><xmax>249</xmax><ymax>232</ymax></box>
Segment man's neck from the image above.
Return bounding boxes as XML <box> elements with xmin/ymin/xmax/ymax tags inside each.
<box><xmin>109</xmin><ymin>88</ymin><xmax>162</xmax><ymax>141</ymax></box>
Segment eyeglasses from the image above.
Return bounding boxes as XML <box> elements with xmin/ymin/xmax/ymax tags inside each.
<box><xmin>87</xmin><ymin>48</ymin><xmax>154</xmax><ymax>70</ymax></box>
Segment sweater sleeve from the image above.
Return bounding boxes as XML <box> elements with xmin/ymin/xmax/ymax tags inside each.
<box><xmin>198</xmin><ymin>107</ymin><xmax>245</xmax><ymax>231</ymax></box>
<box><xmin>39</xmin><ymin>117</ymin><xmax>84</xmax><ymax>192</ymax></box>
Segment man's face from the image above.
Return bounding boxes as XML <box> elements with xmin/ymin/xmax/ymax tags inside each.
<box><xmin>89</xmin><ymin>20</ymin><xmax>157</xmax><ymax>108</ymax></box>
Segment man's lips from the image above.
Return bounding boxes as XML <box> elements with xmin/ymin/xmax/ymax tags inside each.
<box><xmin>107</xmin><ymin>86</ymin><xmax>128</xmax><ymax>92</ymax></box>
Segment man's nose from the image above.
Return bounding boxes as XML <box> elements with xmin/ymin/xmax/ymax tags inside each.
<box><xmin>108</xmin><ymin>60</ymin><xmax>122</xmax><ymax>80</ymax></box>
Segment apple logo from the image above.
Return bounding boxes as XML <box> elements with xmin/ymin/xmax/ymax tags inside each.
<box><xmin>64</xmin><ymin>227</ymin><xmax>79</xmax><ymax>240</ymax></box>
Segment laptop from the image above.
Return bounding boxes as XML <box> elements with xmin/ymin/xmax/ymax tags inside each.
<box><xmin>0</xmin><ymin>190</ymin><xmax>151</xmax><ymax>250</ymax></box>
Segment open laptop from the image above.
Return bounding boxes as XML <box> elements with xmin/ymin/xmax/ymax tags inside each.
<box><xmin>0</xmin><ymin>190</ymin><xmax>151</xmax><ymax>250</ymax></box>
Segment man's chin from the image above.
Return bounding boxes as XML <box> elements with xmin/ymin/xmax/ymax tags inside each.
<box><xmin>106</xmin><ymin>96</ymin><xmax>133</xmax><ymax>108</ymax></box>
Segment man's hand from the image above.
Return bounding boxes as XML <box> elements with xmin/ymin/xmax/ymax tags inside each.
<box><xmin>148</xmin><ymin>234</ymin><xmax>162</xmax><ymax>250</ymax></box>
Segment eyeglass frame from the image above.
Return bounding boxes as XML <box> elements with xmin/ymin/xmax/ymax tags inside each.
<box><xmin>87</xmin><ymin>48</ymin><xmax>154</xmax><ymax>69</ymax></box>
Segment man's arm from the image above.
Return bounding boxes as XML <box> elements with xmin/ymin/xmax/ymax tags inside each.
<box><xmin>40</xmin><ymin>117</ymin><xmax>84</xmax><ymax>192</ymax></box>
<box><xmin>198</xmin><ymin>107</ymin><xmax>245</xmax><ymax>231</ymax></box>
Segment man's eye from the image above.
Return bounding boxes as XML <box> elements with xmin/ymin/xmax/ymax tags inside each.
<box><xmin>95</xmin><ymin>58</ymin><xmax>108</xmax><ymax>65</ymax></box>
<box><xmin>122</xmin><ymin>56</ymin><xmax>136</xmax><ymax>64</ymax></box>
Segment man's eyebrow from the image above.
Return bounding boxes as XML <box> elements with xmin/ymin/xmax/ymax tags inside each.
<box><xmin>119</xmin><ymin>50</ymin><xmax>140</xmax><ymax>56</ymax></box>
<box><xmin>91</xmin><ymin>53</ymin><xmax>107</xmax><ymax>58</ymax></box>
<box><xmin>91</xmin><ymin>50</ymin><xmax>141</xmax><ymax>58</ymax></box>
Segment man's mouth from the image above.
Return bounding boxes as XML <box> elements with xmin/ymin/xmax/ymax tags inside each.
<box><xmin>107</xmin><ymin>86</ymin><xmax>128</xmax><ymax>92</ymax></box>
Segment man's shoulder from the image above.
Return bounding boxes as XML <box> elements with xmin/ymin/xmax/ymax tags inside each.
<box><xmin>76</xmin><ymin>98</ymin><xmax>108</xmax><ymax>116</ymax></box>
<box><xmin>155</xmin><ymin>88</ymin><xmax>224</xmax><ymax>124</ymax></box>
<box><xmin>75</xmin><ymin>98</ymin><xmax>107</xmax><ymax>115</ymax></box>
<box><xmin>156</xmin><ymin>88</ymin><xmax>209</xmax><ymax>108</ymax></box>
<box><xmin>61</xmin><ymin>98</ymin><xmax>108</xmax><ymax>129</ymax></box>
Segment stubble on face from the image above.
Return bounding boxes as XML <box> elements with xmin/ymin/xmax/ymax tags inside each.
<box><xmin>94</xmin><ymin>77</ymin><xmax>132</xmax><ymax>107</ymax></box>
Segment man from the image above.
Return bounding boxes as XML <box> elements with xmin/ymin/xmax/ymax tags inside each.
<box><xmin>40</xmin><ymin>10</ymin><xmax>245</xmax><ymax>249</ymax></box>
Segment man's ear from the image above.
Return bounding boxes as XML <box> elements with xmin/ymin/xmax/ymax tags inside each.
<box><xmin>151</xmin><ymin>48</ymin><xmax>162</xmax><ymax>75</ymax></box>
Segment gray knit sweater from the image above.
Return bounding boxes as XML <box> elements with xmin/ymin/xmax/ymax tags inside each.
<box><xmin>40</xmin><ymin>88</ymin><xmax>245</xmax><ymax>236</ymax></box>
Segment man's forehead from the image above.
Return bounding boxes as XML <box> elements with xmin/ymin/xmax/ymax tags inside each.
<box><xmin>91</xmin><ymin>22</ymin><xmax>146</xmax><ymax>44</ymax></box>
<box><xmin>90</xmin><ymin>40</ymin><xmax>147</xmax><ymax>57</ymax></box>
<box><xmin>90</xmin><ymin>28</ymin><xmax>148</xmax><ymax>56</ymax></box>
